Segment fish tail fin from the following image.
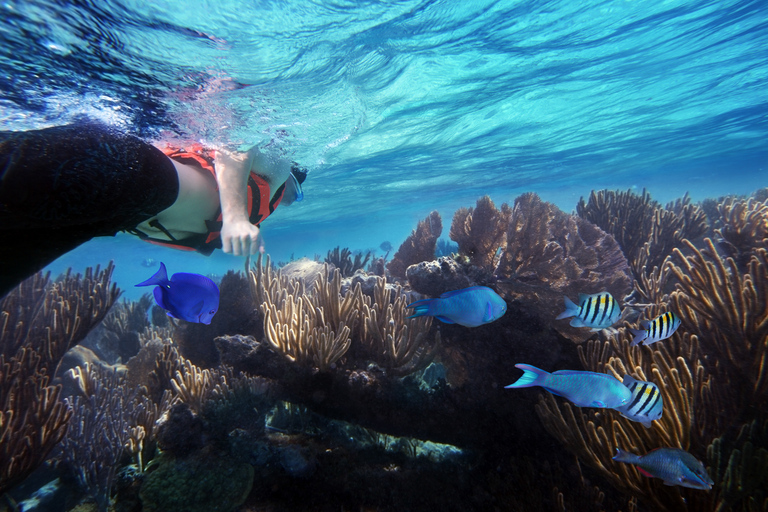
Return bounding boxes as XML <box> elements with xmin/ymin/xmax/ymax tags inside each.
<box><xmin>556</xmin><ymin>296</ymin><xmax>579</xmax><ymax>320</ymax></box>
<box><xmin>136</xmin><ymin>262</ymin><xmax>169</xmax><ymax>287</ymax></box>
<box><xmin>612</xmin><ymin>448</ymin><xmax>640</xmax><ymax>464</ymax></box>
<box><xmin>505</xmin><ymin>364</ymin><xmax>549</xmax><ymax>389</ymax></box>
<box><xmin>406</xmin><ymin>298</ymin><xmax>434</xmax><ymax>319</ymax></box>
<box><xmin>628</xmin><ymin>328</ymin><xmax>648</xmax><ymax>346</ymax></box>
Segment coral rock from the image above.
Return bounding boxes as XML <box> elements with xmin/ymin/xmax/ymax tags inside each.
<box><xmin>405</xmin><ymin>257</ymin><xmax>471</xmax><ymax>297</ymax></box>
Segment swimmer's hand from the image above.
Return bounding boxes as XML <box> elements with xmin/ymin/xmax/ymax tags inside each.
<box><xmin>220</xmin><ymin>219</ymin><xmax>263</xmax><ymax>255</ymax></box>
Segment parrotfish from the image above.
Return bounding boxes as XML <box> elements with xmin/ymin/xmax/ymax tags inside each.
<box><xmin>136</xmin><ymin>262</ymin><xmax>220</xmax><ymax>324</ymax></box>
<box><xmin>629</xmin><ymin>311</ymin><xmax>681</xmax><ymax>346</ymax></box>
<box><xmin>406</xmin><ymin>286</ymin><xmax>507</xmax><ymax>328</ymax></box>
<box><xmin>614</xmin><ymin>375</ymin><xmax>663</xmax><ymax>428</ymax></box>
<box><xmin>505</xmin><ymin>364</ymin><xmax>631</xmax><ymax>408</ymax></box>
<box><xmin>612</xmin><ymin>447</ymin><xmax>713</xmax><ymax>490</ymax></box>
<box><xmin>557</xmin><ymin>292</ymin><xmax>621</xmax><ymax>330</ymax></box>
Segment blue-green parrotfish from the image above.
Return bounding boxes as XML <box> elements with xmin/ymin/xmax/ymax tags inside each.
<box><xmin>557</xmin><ymin>292</ymin><xmax>621</xmax><ymax>330</ymax></box>
<box><xmin>629</xmin><ymin>311</ymin><xmax>681</xmax><ymax>346</ymax></box>
<box><xmin>614</xmin><ymin>375</ymin><xmax>663</xmax><ymax>428</ymax></box>
<box><xmin>406</xmin><ymin>286</ymin><xmax>507</xmax><ymax>327</ymax></box>
<box><xmin>136</xmin><ymin>262</ymin><xmax>220</xmax><ymax>324</ymax></box>
<box><xmin>505</xmin><ymin>364</ymin><xmax>631</xmax><ymax>408</ymax></box>
<box><xmin>613</xmin><ymin>447</ymin><xmax>713</xmax><ymax>490</ymax></box>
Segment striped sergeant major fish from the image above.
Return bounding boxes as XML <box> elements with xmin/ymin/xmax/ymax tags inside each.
<box><xmin>614</xmin><ymin>375</ymin><xmax>663</xmax><ymax>428</ymax></box>
<box><xmin>556</xmin><ymin>292</ymin><xmax>621</xmax><ymax>331</ymax></box>
<box><xmin>629</xmin><ymin>311</ymin><xmax>681</xmax><ymax>346</ymax></box>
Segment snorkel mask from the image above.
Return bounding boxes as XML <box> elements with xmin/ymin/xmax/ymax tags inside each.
<box><xmin>287</xmin><ymin>163</ymin><xmax>307</xmax><ymax>203</ymax></box>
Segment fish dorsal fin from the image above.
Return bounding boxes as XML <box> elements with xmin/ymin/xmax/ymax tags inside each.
<box><xmin>622</xmin><ymin>374</ymin><xmax>639</xmax><ymax>386</ymax></box>
<box><xmin>135</xmin><ymin>262</ymin><xmax>169</xmax><ymax>287</ymax></box>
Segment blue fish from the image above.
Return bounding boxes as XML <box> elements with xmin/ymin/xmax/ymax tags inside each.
<box><xmin>505</xmin><ymin>364</ymin><xmax>631</xmax><ymax>408</ymax></box>
<box><xmin>406</xmin><ymin>286</ymin><xmax>507</xmax><ymax>327</ymax></box>
<box><xmin>136</xmin><ymin>262</ymin><xmax>220</xmax><ymax>324</ymax></box>
<box><xmin>557</xmin><ymin>292</ymin><xmax>621</xmax><ymax>330</ymax></box>
<box><xmin>614</xmin><ymin>375</ymin><xmax>663</xmax><ymax>428</ymax></box>
<box><xmin>629</xmin><ymin>311</ymin><xmax>681</xmax><ymax>346</ymax></box>
<box><xmin>613</xmin><ymin>447</ymin><xmax>713</xmax><ymax>490</ymax></box>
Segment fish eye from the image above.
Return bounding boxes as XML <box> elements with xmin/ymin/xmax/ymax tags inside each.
<box><xmin>209</xmin><ymin>309</ymin><xmax>216</xmax><ymax>314</ymax></box>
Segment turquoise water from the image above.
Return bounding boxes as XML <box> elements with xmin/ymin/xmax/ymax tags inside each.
<box><xmin>2</xmin><ymin>0</ymin><xmax>766</xmax><ymax>296</ymax></box>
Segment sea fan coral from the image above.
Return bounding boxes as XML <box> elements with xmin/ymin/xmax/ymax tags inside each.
<box><xmin>387</xmin><ymin>210</ymin><xmax>442</xmax><ymax>279</ymax></box>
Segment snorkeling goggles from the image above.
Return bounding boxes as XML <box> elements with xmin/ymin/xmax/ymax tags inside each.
<box><xmin>287</xmin><ymin>163</ymin><xmax>307</xmax><ymax>202</ymax></box>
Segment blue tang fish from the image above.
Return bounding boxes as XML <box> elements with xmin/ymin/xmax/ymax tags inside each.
<box><xmin>136</xmin><ymin>262</ymin><xmax>220</xmax><ymax>324</ymax></box>
<box><xmin>557</xmin><ymin>292</ymin><xmax>621</xmax><ymax>330</ymax></box>
<box><xmin>505</xmin><ymin>364</ymin><xmax>631</xmax><ymax>408</ymax></box>
<box><xmin>629</xmin><ymin>311</ymin><xmax>681</xmax><ymax>346</ymax></box>
<box><xmin>613</xmin><ymin>447</ymin><xmax>713</xmax><ymax>490</ymax></box>
<box><xmin>614</xmin><ymin>374</ymin><xmax>663</xmax><ymax>428</ymax></box>
<box><xmin>406</xmin><ymin>286</ymin><xmax>507</xmax><ymax>327</ymax></box>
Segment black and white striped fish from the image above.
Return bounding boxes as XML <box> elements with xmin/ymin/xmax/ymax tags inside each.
<box><xmin>629</xmin><ymin>311</ymin><xmax>681</xmax><ymax>346</ymax></box>
<box><xmin>613</xmin><ymin>374</ymin><xmax>663</xmax><ymax>428</ymax></box>
<box><xmin>556</xmin><ymin>292</ymin><xmax>621</xmax><ymax>331</ymax></box>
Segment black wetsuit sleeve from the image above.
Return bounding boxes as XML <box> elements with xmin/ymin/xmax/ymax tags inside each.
<box><xmin>0</xmin><ymin>122</ymin><xmax>179</xmax><ymax>298</ymax></box>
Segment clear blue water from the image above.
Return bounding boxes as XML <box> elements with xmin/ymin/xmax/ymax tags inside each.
<box><xmin>1</xmin><ymin>0</ymin><xmax>766</xmax><ymax>298</ymax></box>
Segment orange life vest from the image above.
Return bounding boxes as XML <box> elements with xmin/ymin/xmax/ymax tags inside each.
<box><xmin>132</xmin><ymin>144</ymin><xmax>284</xmax><ymax>255</ymax></box>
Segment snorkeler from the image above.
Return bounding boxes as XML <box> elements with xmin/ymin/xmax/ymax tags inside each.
<box><xmin>0</xmin><ymin>121</ymin><xmax>307</xmax><ymax>298</ymax></box>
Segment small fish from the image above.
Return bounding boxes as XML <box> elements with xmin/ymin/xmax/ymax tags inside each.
<box><xmin>557</xmin><ymin>292</ymin><xmax>621</xmax><ymax>330</ymax></box>
<box><xmin>614</xmin><ymin>375</ymin><xmax>663</xmax><ymax>428</ymax></box>
<box><xmin>612</xmin><ymin>447</ymin><xmax>713</xmax><ymax>490</ymax></box>
<box><xmin>629</xmin><ymin>311</ymin><xmax>681</xmax><ymax>346</ymax></box>
<box><xmin>141</xmin><ymin>257</ymin><xmax>157</xmax><ymax>268</ymax></box>
<box><xmin>136</xmin><ymin>262</ymin><xmax>219</xmax><ymax>324</ymax></box>
<box><xmin>406</xmin><ymin>286</ymin><xmax>507</xmax><ymax>327</ymax></box>
<box><xmin>505</xmin><ymin>364</ymin><xmax>631</xmax><ymax>408</ymax></box>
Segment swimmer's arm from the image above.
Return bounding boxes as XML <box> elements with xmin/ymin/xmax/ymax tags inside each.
<box><xmin>215</xmin><ymin>148</ymin><xmax>261</xmax><ymax>256</ymax></box>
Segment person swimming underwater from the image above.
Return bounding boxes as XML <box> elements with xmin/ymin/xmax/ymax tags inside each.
<box><xmin>0</xmin><ymin>121</ymin><xmax>307</xmax><ymax>298</ymax></box>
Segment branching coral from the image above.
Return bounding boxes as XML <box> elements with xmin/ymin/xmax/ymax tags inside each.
<box><xmin>0</xmin><ymin>265</ymin><xmax>118</xmax><ymax>495</ymax></box>
<box><xmin>714</xmin><ymin>197</ymin><xmax>768</xmax><ymax>269</ymax></box>
<box><xmin>449</xmin><ymin>195</ymin><xmax>511</xmax><ymax>268</ymax></box>
<box><xmin>249</xmin><ymin>257</ymin><xmax>438</xmax><ymax>375</ymax></box>
<box><xmin>325</xmin><ymin>246</ymin><xmax>372</xmax><ymax>277</ymax></box>
<box><xmin>59</xmin><ymin>363</ymin><xmax>136</xmax><ymax>512</ymax></box>
<box><xmin>358</xmin><ymin>277</ymin><xmax>440</xmax><ymax>375</ymax></box>
<box><xmin>668</xmin><ymin>238</ymin><xmax>768</xmax><ymax>400</ymax></box>
<box><xmin>708</xmin><ymin>418</ymin><xmax>768</xmax><ymax>512</ymax></box>
<box><xmin>387</xmin><ymin>210</ymin><xmax>442</xmax><ymax>279</ymax></box>
<box><xmin>576</xmin><ymin>189</ymin><xmax>707</xmax><ymax>288</ymax></box>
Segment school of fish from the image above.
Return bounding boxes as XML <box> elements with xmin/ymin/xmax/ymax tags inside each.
<box><xmin>160</xmin><ymin>255</ymin><xmax>707</xmax><ymax>493</ymax></box>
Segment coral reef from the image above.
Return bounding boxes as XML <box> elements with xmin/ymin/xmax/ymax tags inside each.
<box><xmin>138</xmin><ymin>449</ymin><xmax>253</xmax><ymax>512</ymax></box>
<box><xmin>387</xmin><ymin>210</ymin><xmax>442</xmax><ymax>279</ymax></box>
<box><xmin>58</xmin><ymin>364</ymin><xmax>136</xmax><ymax>512</ymax></box>
<box><xmin>669</xmin><ymin>238</ymin><xmax>768</xmax><ymax>403</ymax></box>
<box><xmin>713</xmin><ymin>196</ymin><xmax>768</xmax><ymax>269</ymax></box>
<box><xmin>496</xmin><ymin>193</ymin><xmax>633</xmax><ymax>342</ymax></box>
<box><xmin>0</xmin><ymin>265</ymin><xmax>118</xmax><ymax>495</ymax></box>
<box><xmin>576</xmin><ymin>188</ymin><xmax>708</xmax><ymax>290</ymax></box>
<box><xmin>449</xmin><ymin>195</ymin><xmax>511</xmax><ymax>269</ymax></box>
<box><xmin>324</xmin><ymin>246</ymin><xmax>372</xmax><ymax>277</ymax></box>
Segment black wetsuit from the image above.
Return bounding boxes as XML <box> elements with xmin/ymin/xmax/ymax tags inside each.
<box><xmin>0</xmin><ymin>123</ymin><xmax>179</xmax><ymax>298</ymax></box>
